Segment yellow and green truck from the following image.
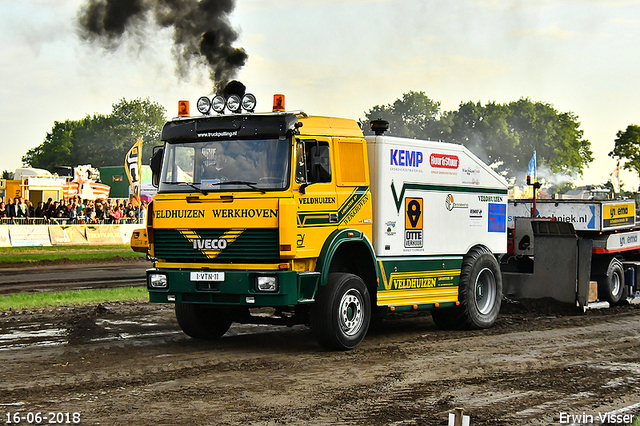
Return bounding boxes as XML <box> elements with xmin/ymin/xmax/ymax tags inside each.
<box><xmin>132</xmin><ymin>90</ymin><xmax>509</xmax><ymax>349</ymax></box>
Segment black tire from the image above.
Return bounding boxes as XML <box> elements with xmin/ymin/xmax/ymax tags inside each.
<box><xmin>309</xmin><ymin>273</ymin><xmax>371</xmax><ymax>350</ymax></box>
<box><xmin>595</xmin><ymin>257</ymin><xmax>625</xmax><ymax>305</ymax></box>
<box><xmin>175</xmin><ymin>303</ymin><xmax>233</xmax><ymax>339</ymax></box>
<box><xmin>431</xmin><ymin>246</ymin><xmax>502</xmax><ymax>330</ymax></box>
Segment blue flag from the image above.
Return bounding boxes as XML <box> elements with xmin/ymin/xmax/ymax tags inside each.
<box><xmin>527</xmin><ymin>151</ymin><xmax>537</xmax><ymax>182</ymax></box>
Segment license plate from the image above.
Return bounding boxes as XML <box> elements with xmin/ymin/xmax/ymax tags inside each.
<box><xmin>190</xmin><ymin>272</ymin><xmax>225</xmax><ymax>282</ymax></box>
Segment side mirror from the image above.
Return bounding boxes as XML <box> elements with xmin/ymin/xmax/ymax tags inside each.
<box><xmin>150</xmin><ymin>146</ymin><xmax>163</xmax><ymax>188</ymax></box>
<box><xmin>309</xmin><ymin>145</ymin><xmax>331</xmax><ymax>182</ymax></box>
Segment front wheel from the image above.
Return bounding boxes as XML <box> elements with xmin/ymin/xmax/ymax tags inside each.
<box><xmin>432</xmin><ymin>246</ymin><xmax>502</xmax><ymax>330</ymax></box>
<box><xmin>175</xmin><ymin>303</ymin><xmax>233</xmax><ymax>339</ymax></box>
<box><xmin>309</xmin><ymin>273</ymin><xmax>371</xmax><ymax>350</ymax></box>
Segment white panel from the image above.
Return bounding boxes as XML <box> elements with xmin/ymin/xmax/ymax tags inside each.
<box><xmin>366</xmin><ymin>136</ymin><xmax>508</xmax><ymax>256</ymax></box>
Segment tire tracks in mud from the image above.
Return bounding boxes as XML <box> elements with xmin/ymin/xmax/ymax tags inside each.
<box><xmin>0</xmin><ymin>303</ymin><xmax>638</xmax><ymax>425</ymax></box>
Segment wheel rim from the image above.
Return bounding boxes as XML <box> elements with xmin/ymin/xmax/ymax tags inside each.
<box><xmin>339</xmin><ymin>289</ymin><xmax>365</xmax><ymax>336</ymax></box>
<box><xmin>474</xmin><ymin>267</ymin><xmax>497</xmax><ymax>315</ymax></box>
<box><xmin>611</xmin><ymin>270</ymin><xmax>622</xmax><ymax>297</ymax></box>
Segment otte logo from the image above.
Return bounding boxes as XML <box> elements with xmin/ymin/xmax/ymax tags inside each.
<box><xmin>192</xmin><ymin>238</ymin><xmax>228</xmax><ymax>250</ymax></box>
<box><xmin>390</xmin><ymin>149</ymin><xmax>424</xmax><ymax>167</ymax></box>
<box><xmin>404</xmin><ymin>198</ymin><xmax>423</xmax><ymax>248</ymax></box>
<box><xmin>430</xmin><ymin>153</ymin><xmax>459</xmax><ymax>169</ymax></box>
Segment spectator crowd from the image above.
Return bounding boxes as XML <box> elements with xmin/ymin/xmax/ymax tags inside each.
<box><xmin>0</xmin><ymin>195</ymin><xmax>147</xmax><ymax>225</ymax></box>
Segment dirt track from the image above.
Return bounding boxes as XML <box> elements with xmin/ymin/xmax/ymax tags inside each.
<box><xmin>0</xmin><ymin>298</ymin><xmax>639</xmax><ymax>425</ymax></box>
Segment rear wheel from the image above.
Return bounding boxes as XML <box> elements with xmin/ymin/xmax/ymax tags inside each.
<box><xmin>594</xmin><ymin>257</ymin><xmax>626</xmax><ymax>305</ymax></box>
<box><xmin>175</xmin><ymin>303</ymin><xmax>233</xmax><ymax>339</ymax></box>
<box><xmin>432</xmin><ymin>246</ymin><xmax>502</xmax><ymax>330</ymax></box>
<box><xmin>309</xmin><ymin>273</ymin><xmax>371</xmax><ymax>350</ymax></box>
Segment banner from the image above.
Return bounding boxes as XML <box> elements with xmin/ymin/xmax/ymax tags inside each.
<box><xmin>8</xmin><ymin>225</ymin><xmax>51</xmax><ymax>247</ymax></box>
<box><xmin>63</xmin><ymin>182</ymin><xmax>110</xmax><ymax>200</ymax></box>
<box><xmin>0</xmin><ymin>227</ymin><xmax>10</xmax><ymax>247</ymax></box>
<box><xmin>49</xmin><ymin>226</ymin><xmax>88</xmax><ymax>245</ymax></box>
<box><xmin>125</xmin><ymin>138</ymin><xmax>143</xmax><ymax>205</ymax></box>
<box><xmin>85</xmin><ymin>225</ymin><xmax>122</xmax><ymax>244</ymax></box>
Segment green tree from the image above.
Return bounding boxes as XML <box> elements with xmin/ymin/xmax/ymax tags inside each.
<box><xmin>22</xmin><ymin>98</ymin><xmax>166</xmax><ymax>170</ymax></box>
<box><xmin>609</xmin><ymin>124</ymin><xmax>640</xmax><ymax>183</ymax></box>
<box><xmin>361</xmin><ymin>91</ymin><xmax>443</xmax><ymax>138</ymax></box>
<box><xmin>22</xmin><ymin>120</ymin><xmax>80</xmax><ymax>170</ymax></box>
<box><xmin>362</xmin><ymin>92</ymin><xmax>593</xmax><ymax>181</ymax></box>
<box><xmin>1</xmin><ymin>170</ymin><xmax>14</xmax><ymax>179</ymax></box>
<box><xmin>446</xmin><ymin>98</ymin><xmax>592</xmax><ymax>178</ymax></box>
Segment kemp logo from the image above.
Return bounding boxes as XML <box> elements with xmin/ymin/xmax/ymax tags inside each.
<box><xmin>430</xmin><ymin>153</ymin><xmax>459</xmax><ymax>169</ymax></box>
<box><xmin>390</xmin><ymin>149</ymin><xmax>424</xmax><ymax>167</ymax></box>
<box><xmin>404</xmin><ymin>198</ymin><xmax>423</xmax><ymax>248</ymax></box>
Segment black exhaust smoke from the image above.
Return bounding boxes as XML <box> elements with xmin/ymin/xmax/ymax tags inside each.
<box><xmin>78</xmin><ymin>0</ymin><xmax>248</xmax><ymax>90</ymax></box>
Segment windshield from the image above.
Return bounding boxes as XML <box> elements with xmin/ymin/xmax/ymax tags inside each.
<box><xmin>159</xmin><ymin>138</ymin><xmax>291</xmax><ymax>193</ymax></box>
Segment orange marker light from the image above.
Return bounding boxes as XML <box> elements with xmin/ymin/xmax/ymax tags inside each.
<box><xmin>178</xmin><ymin>100</ymin><xmax>190</xmax><ymax>117</ymax></box>
<box><xmin>273</xmin><ymin>94</ymin><xmax>285</xmax><ymax>112</ymax></box>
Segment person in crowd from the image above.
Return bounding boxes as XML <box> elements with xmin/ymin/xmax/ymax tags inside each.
<box><xmin>47</xmin><ymin>201</ymin><xmax>60</xmax><ymax>220</ymax></box>
<box><xmin>68</xmin><ymin>199</ymin><xmax>78</xmax><ymax>222</ymax></box>
<box><xmin>84</xmin><ymin>206</ymin><xmax>96</xmax><ymax>223</ymax></box>
<box><xmin>139</xmin><ymin>201</ymin><xmax>148</xmax><ymax>223</ymax></box>
<box><xmin>126</xmin><ymin>209</ymin><xmax>136</xmax><ymax>223</ymax></box>
<box><xmin>43</xmin><ymin>198</ymin><xmax>53</xmax><ymax>217</ymax></box>
<box><xmin>77</xmin><ymin>198</ymin><xmax>86</xmax><ymax>216</ymax></box>
<box><xmin>95</xmin><ymin>201</ymin><xmax>105</xmax><ymax>223</ymax></box>
<box><xmin>6</xmin><ymin>197</ymin><xmax>15</xmax><ymax>220</ymax></box>
<box><xmin>14</xmin><ymin>197</ymin><xmax>27</xmax><ymax>219</ymax></box>
<box><xmin>111</xmin><ymin>204</ymin><xmax>122</xmax><ymax>223</ymax></box>
<box><xmin>34</xmin><ymin>202</ymin><xmax>45</xmax><ymax>219</ymax></box>
<box><xmin>0</xmin><ymin>202</ymin><xmax>7</xmax><ymax>219</ymax></box>
<box><xmin>26</xmin><ymin>200</ymin><xmax>34</xmax><ymax>219</ymax></box>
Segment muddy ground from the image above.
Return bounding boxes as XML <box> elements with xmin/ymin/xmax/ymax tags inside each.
<box><xmin>0</xmin><ymin>298</ymin><xmax>639</xmax><ymax>426</ymax></box>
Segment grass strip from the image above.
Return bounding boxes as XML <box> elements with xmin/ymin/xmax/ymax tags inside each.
<box><xmin>0</xmin><ymin>287</ymin><xmax>148</xmax><ymax>311</ymax></box>
<box><xmin>0</xmin><ymin>245</ymin><xmax>145</xmax><ymax>264</ymax></box>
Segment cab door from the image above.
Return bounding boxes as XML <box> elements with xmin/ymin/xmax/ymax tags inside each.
<box><xmin>293</xmin><ymin>137</ymin><xmax>338</xmax><ymax>258</ymax></box>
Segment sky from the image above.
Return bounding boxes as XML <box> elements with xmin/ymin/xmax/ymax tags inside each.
<box><xmin>1</xmin><ymin>0</ymin><xmax>639</xmax><ymax>189</ymax></box>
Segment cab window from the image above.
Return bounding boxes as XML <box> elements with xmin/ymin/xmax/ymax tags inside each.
<box><xmin>295</xmin><ymin>139</ymin><xmax>331</xmax><ymax>184</ymax></box>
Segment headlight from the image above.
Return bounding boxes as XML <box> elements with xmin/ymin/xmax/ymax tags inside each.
<box><xmin>197</xmin><ymin>96</ymin><xmax>211</xmax><ymax>114</ymax></box>
<box><xmin>227</xmin><ymin>94</ymin><xmax>241</xmax><ymax>113</ymax></box>
<box><xmin>255</xmin><ymin>276</ymin><xmax>278</xmax><ymax>292</ymax></box>
<box><xmin>241</xmin><ymin>93</ymin><xmax>256</xmax><ymax>112</ymax></box>
<box><xmin>148</xmin><ymin>273</ymin><xmax>168</xmax><ymax>289</ymax></box>
<box><xmin>212</xmin><ymin>95</ymin><xmax>226</xmax><ymax>113</ymax></box>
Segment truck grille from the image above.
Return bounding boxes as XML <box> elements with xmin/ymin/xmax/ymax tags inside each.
<box><xmin>153</xmin><ymin>228</ymin><xmax>280</xmax><ymax>263</ymax></box>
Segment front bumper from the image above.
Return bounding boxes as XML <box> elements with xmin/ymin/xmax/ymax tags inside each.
<box><xmin>146</xmin><ymin>268</ymin><xmax>320</xmax><ymax>307</ymax></box>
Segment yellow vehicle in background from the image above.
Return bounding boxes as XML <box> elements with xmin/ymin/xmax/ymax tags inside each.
<box><xmin>132</xmin><ymin>85</ymin><xmax>508</xmax><ymax>349</ymax></box>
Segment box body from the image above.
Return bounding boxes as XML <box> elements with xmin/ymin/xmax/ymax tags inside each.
<box><xmin>366</xmin><ymin>136</ymin><xmax>508</xmax><ymax>257</ymax></box>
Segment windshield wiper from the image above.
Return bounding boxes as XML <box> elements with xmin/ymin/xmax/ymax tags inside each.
<box><xmin>164</xmin><ymin>181</ymin><xmax>209</xmax><ymax>195</ymax></box>
<box><xmin>215</xmin><ymin>181</ymin><xmax>266</xmax><ymax>194</ymax></box>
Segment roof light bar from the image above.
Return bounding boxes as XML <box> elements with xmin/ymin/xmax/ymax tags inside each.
<box><xmin>193</xmin><ymin>92</ymin><xmax>259</xmax><ymax>115</ymax></box>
